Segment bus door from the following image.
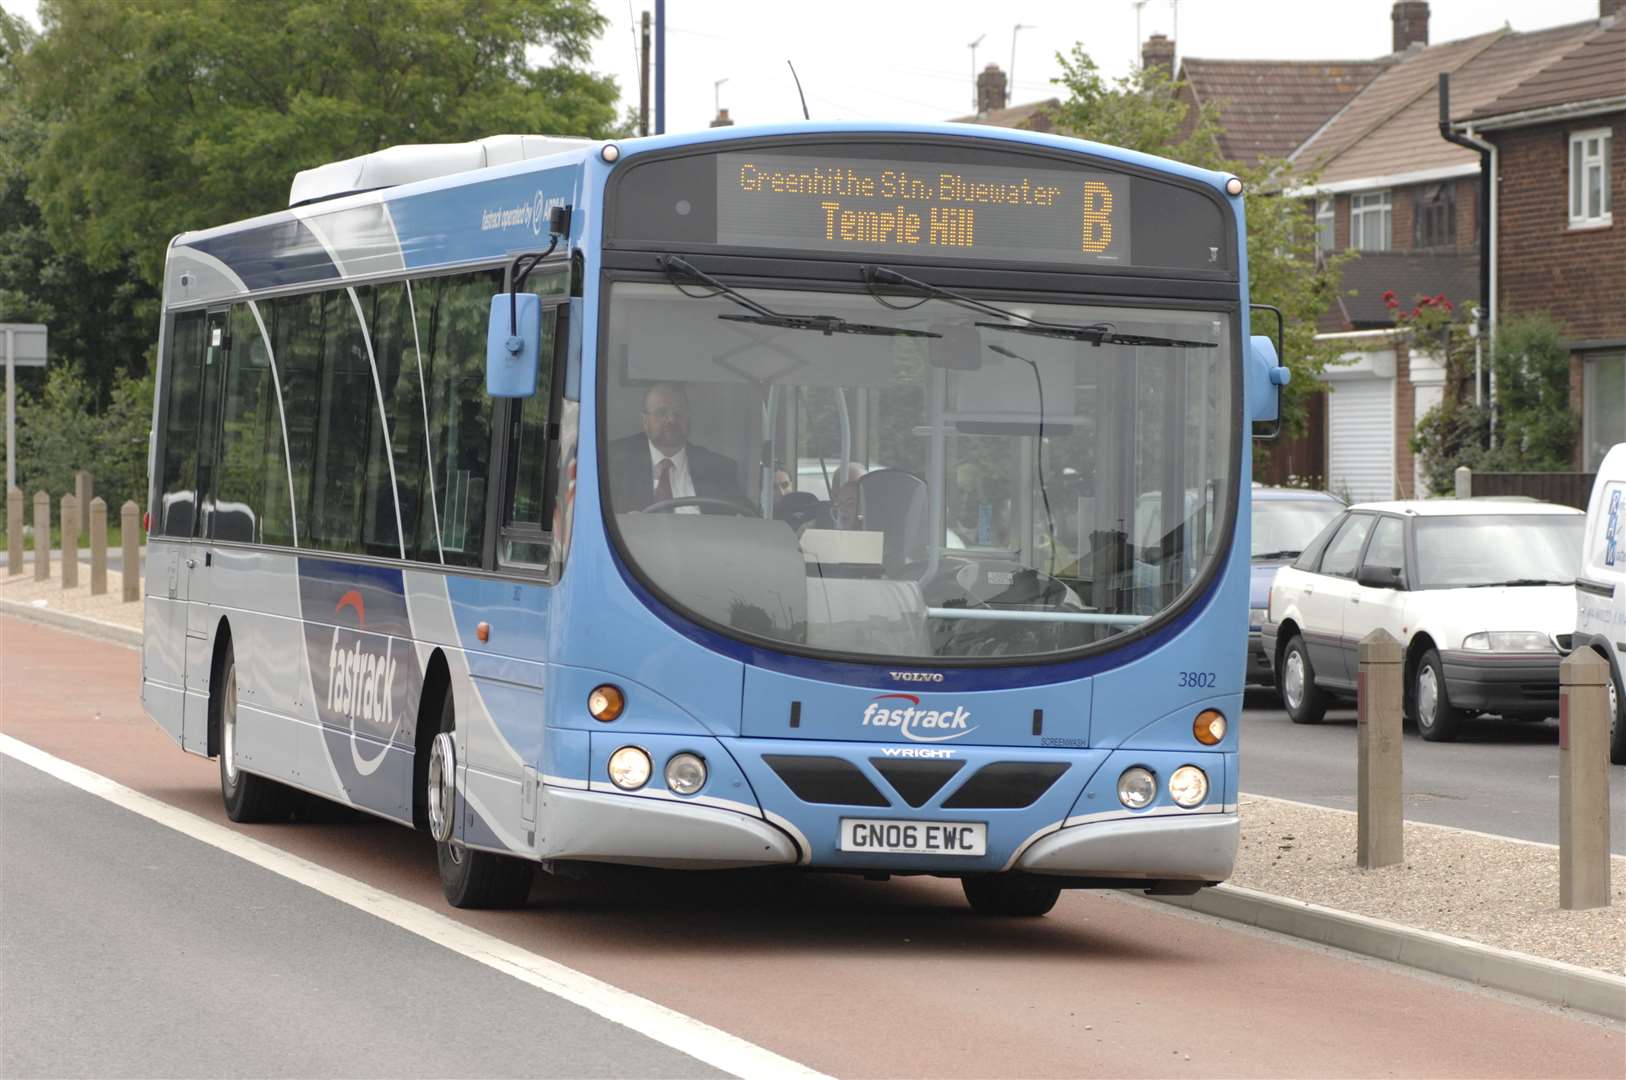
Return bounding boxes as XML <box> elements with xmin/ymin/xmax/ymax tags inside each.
<box><xmin>180</xmin><ymin>308</ymin><xmax>230</xmax><ymax>754</ymax></box>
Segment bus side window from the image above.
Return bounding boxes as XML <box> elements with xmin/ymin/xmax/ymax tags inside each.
<box><xmin>156</xmin><ymin>311</ymin><xmax>208</xmax><ymax>538</ymax></box>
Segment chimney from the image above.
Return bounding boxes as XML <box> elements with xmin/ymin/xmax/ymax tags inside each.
<box><xmin>1142</xmin><ymin>34</ymin><xmax>1175</xmax><ymax>78</ymax></box>
<box><xmin>976</xmin><ymin>64</ymin><xmax>1007</xmax><ymax>116</ymax></box>
<box><xmin>709</xmin><ymin>108</ymin><xmax>734</xmax><ymax>128</ymax></box>
<box><xmin>1392</xmin><ymin>1</ymin><xmax>1429</xmax><ymax>51</ymax></box>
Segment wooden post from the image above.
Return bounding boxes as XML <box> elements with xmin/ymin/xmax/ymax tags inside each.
<box><xmin>89</xmin><ymin>496</ymin><xmax>107</xmax><ymax>596</ymax></box>
<box><xmin>74</xmin><ymin>469</ymin><xmax>92</xmax><ymax>539</ymax></box>
<box><xmin>121</xmin><ymin>500</ymin><xmax>140</xmax><ymax>602</ymax></box>
<box><xmin>1453</xmin><ymin>465</ymin><xmax>1471</xmax><ymax>499</ymax></box>
<box><xmin>6</xmin><ymin>487</ymin><xmax>20</xmax><ymax>575</ymax></box>
<box><xmin>59</xmin><ymin>493</ymin><xmax>77</xmax><ymax>588</ymax></box>
<box><xmin>32</xmin><ymin>490</ymin><xmax>48</xmax><ymax>580</ymax></box>
<box><xmin>1559</xmin><ymin>651</ymin><xmax>1611</xmax><ymax>910</ymax></box>
<box><xmin>1357</xmin><ymin>628</ymin><xmax>1405</xmax><ymax>869</ymax></box>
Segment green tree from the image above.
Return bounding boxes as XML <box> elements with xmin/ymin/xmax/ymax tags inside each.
<box><xmin>19</xmin><ymin>0</ymin><xmax>620</xmax><ymax>290</ymax></box>
<box><xmin>1410</xmin><ymin>310</ymin><xmax>1577</xmax><ymax>494</ymax></box>
<box><xmin>1045</xmin><ymin>48</ymin><xmax>1352</xmax><ymax>458</ymax></box>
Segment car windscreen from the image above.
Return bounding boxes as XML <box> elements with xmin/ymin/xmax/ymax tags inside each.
<box><xmin>1413</xmin><ymin>514</ymin><xmax>1584</xmax><ymax>589</ymax></box>
<box><xmin>1252</xmin><ymin>498</ymin><xmax>1342</xmax><ymax>558</ymax></box>
<box><xmin>600</xmin><ymin>279</ymin><xmax>1236</xmax><ymax>661</ymax></box>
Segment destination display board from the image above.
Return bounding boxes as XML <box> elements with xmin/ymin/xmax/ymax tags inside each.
<box><xmin>605</xmin><ymin>141</ymin><xmax>1233</xmax><ymax>274</ymax></box>
<box><xmin>716</xmin><ymin>153</ymin><xmax>1131</xmax><ymax>266</ymax></box>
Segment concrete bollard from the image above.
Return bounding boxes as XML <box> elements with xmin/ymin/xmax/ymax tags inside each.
<box><xmin>1454</xmin><ymin>466</ymin><xmax>1472</xmax><ymax>499</ymax></box>
<box><xmin>75</xmin><ymin>470</ymin><xmax>92</xmax><ymax>538</ymax></box>
<box><xmin>59</xmin><ymin>494</ymin><xmax>77</xmax><ymax>588</ymax></box>
<box><xmin>89</xmin><ymin>496</ymin><xmax>107</xmax><ymax>596</ymax></box>
<box><xmin>32</xmin><ymin>490</ymin><xmax>49</xmax><ymax>581</ymax></box>
<box><xmin>6</xmin><ymin>487</ymin><xmax>20</xmax><ymax>575</ymax></box>
<box><xmin>1357</xmin><ymin>628</ymin><xmax>1405</xmax><ymax>869</ymax></box>
<box><xmin>121</xmin><ymin>501</ymin><xmax>139</xmax><ymax>602</ymax></box>
<box><xmin>1559</xmin><ymin>651</ymin><xmax>1612</xmax><ymax>910</ymax></box>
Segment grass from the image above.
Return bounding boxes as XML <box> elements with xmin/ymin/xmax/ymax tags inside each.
<box><xmin>1</xmin><ymin>523</ymin><xmax>132</xmax><ymax>554</ymax></box>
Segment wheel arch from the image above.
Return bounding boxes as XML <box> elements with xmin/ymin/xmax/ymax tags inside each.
<box><xmin>412</xmin><ymin>648</ymin><xmax>452</xmax><ymax>832</ymax></box>
<box><xmin>1273</xmin><ymin>618</ymin><xmax>1302</xmax><ymax>674</ymax></box>
<box><xmin>1403</xmin><ymin>631</ymin><xmax>1438</xmax><ymax>713</ymax></box>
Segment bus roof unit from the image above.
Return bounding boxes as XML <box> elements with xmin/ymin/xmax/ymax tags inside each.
<box><xmin>287</xmin><ymin>134</ymin><xmax>592</xmax><ymax>208</ymax></box>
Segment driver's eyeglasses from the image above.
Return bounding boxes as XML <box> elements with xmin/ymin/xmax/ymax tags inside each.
<box><xmin>643</xmin><ymin>408</ymin><xmax>688</xmax><ymax>421</ymax></box>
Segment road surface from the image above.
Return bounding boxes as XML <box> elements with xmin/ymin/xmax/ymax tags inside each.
<box><xmin>2</xmin><ymin>617</ymin><xmax>1620</xmax><ymax>1078</ymax></box>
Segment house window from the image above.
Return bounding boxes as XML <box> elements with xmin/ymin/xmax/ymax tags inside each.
<box><xmin>1584</xmin><ymin>351</ymin><xmax>1625</xmax><ymax>470</ymax></box>
<box><xmin>1350</xmin><ymin>190</ymin><xmax>1391</xmax><ymax>251</ymax></box>
<box><xmin>1315</xmin><ymin>197</ymin><xmax>1334</xmax><ymax>254</ymax></box>
<box><xmin>1413</xmin><ymin>183</ymin><xmax>1456</xmax><ymax>249</ymax></box>
<box><xmin>1570</xmin><ymin>128</ymin><xmax>1613</xmax><ymax>228</ymax></box>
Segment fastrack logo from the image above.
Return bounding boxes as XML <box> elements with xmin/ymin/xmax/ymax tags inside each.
<box><xmin>889</xmin><ymin>671</ymin><xmax>944</xmax><ymax>683</ymax></box>
<box><xmin>325</xmin><ymin>590</ymin><xmax>398</xmax><ymax>729</ymax></box>
<box><xmin>861</xmin><ymin>693</ymin><xmax>977</xmax><ymax>743</ymax></box>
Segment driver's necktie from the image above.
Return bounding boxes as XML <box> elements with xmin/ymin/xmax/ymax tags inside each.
<box><xmin>654</xmin><ymin>457</ymin><xmax>673</xmax><ymax>505</ymax></box>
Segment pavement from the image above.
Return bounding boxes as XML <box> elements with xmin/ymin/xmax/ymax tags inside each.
<box><xmin>2</xmin><ymin>609</ymin><xmax>1624</xmax><ymax>1075</ymax></box>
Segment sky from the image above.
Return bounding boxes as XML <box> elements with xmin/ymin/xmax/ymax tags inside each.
<box><xmin>2</xmin><ymin>0</ymin><xmax>1609</xmax><ymax>134</ymax></box>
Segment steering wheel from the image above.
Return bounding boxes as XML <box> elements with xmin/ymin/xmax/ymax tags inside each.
<box><xmin>642</xmin><ymin>495</ymin><xmax>762</xmax><ymax>517</ymax></box>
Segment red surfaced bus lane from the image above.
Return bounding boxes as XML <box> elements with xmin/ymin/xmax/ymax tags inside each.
<box><xmin>3</xmin><ymin>614</ymin><xmax>1622</xmax><ymax>1079</ymax></box>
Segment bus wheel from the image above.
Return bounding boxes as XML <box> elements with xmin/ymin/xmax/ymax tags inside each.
<box><xmin>962</xmin><ymin>874</ymin><xmax>1061</xmax><ymax>917</ymax></box>
<box><xmin>430</xmin><ymin>692</ymin><xmax>534</xmax><ymax>909</ymax></box>
<box><xmin>217</xmin><ymin>642</ymin><xmax>294</xmax><ymax>823</ymax></box>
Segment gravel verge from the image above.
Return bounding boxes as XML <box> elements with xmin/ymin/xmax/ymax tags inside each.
<box><xmin>1233</xmin><ymin>793</ymin><xmax>1626</xmax><ymax>974</ymax></box>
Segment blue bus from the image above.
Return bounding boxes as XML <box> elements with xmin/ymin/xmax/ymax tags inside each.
<box><xmin>142</xmin><ymin>123</ymin><xmax>1287</xmax><ymax>916</ymax></box>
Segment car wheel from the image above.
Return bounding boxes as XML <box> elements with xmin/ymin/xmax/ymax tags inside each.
<box><xmin>1280</xmin><ymin>635</ymin><xmax>1328</xmax><ymax>725</ymax></box>
<box><xmin>218</xmin><ymin>642</ymin><xmax>295</xmax><ymax>823</ymax></box>
<box><xmin>1414</xmin><ymin>649</ymin><xmax>1464</xmax><ymax>742</ymax></box>
<box><xmin>1607</xmin><ymin>664</ymin><xmax>1625</xmax><ymax>767</ymax></box>
<box><xmin>962</xmin><ymin>874</ymin><xmax>1061</xmax><ymax>917</ymax></box>
<box><xmin>430</xmin><ymin>691</ymin><xmax>535</xmax><ymax>909</ymax></box>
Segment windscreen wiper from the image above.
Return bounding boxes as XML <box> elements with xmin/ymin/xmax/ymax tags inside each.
<box><xmin>1253</xmin><ymin>549</ymin><xmax>1302</xmax><ymax>560</ymax></box>
<box><xmin>1464</xmin><ymin>578</ymin><xmax>1573</xmax><ymax>588</ymax></box>
<box><xmin>661</xmin><ymin>256</ymin><xmax>939</xmax><ymax>338</ymax></box>
<box><xmin>863</xmin><ymin>264</ymin><xmax>1217</xmax><ymax>350</ymax></box>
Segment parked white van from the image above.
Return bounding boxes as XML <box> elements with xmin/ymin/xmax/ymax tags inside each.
<box><xmin>1575</xmin><ymin>443</ymin><xmax>1626</xmax><ymax>765</ymax></box>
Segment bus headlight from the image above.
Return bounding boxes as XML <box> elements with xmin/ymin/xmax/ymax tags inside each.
<box><xmin>1117</xmin><ymin>767</ymin><xmax>1157</xmax><ymax>809</ymax></box>
<box><xmin>1169</xmin><ymin>765</ymin><xmax>1209</xmax><ymax>808</ymax></box>
<box><xmin>607</xmin><ymin>746</ymin><xmax>651</xmax><ymax>790</ymax></box>
<box><xmin>664</xmin><ymin>753</ymin><xmax>707</xmax><ymax>795</ymax></box>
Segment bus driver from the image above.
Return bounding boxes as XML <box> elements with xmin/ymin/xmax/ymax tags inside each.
<box><xmin>608</xmin><ymin>382</ymin><xmax>747</xmax><ymax>514</ymax></box>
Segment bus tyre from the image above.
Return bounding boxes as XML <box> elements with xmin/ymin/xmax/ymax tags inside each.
<box><xmin>1414</xmin><ymin>648</ymin><xmax>1463</xmax><ymax>742</ymax></box>
<box><xmin>431</xmin><ymin>692</ymin><xmax>534</xmax><ymax>910</ymax></box>
<box><xmin>962</xmin><ymin>874</ymin><xmax>1061</xmax><ymax>917</ymax></box>
<box><xmin>1280</xmin><ymin>635</ymin><xmax>1328</xmax><ymax>725</ymax></box>
<box><xmin>217</xmin><ymin>643</ymin><xmax>294</xmax><ymax>823</ymax></box>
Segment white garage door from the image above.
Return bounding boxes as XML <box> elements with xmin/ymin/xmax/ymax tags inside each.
<box><xmin>1327</xmin><ymin>377</ymin><xmax>1394</xmax><ymax>503</ymax></box>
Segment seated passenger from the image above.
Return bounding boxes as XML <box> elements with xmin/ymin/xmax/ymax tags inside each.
<box><xmin>608</xmin><ymin>382</ymin><xmax>746</xmax><ymax>514</ymax></box>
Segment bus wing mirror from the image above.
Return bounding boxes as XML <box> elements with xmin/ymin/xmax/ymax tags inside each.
<box><xmin>486</xmin><ymin>293</ymin><xmax>541</xmax><ymax>397</ymax></box>
<box><xmin>1249</xmin><ymin>303</ymin><xmax>1288</xmax><ymax>439</ymax></box>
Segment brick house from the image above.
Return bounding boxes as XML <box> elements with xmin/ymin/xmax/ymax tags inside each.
<box><xmin>1453</xmin><ymin>15</ymin><xmax>1625</xmax><ymax>470</ymax></box>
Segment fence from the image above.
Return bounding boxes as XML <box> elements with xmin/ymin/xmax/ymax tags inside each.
<box><xmin>1456</xmin><ymin>470</ymin><xmax>1597</xmax><ymax>509</ymax></box>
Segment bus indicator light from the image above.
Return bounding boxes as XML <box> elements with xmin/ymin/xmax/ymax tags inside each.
<box><xmin>1194</xmin><ymin>710</ymin><xmax>1227</xmax><ymax>745</ymax></box>
<box><xmin>589</xmin><ymin>684</ymin><xmax>625</xmax><ymax>722</ymax></box>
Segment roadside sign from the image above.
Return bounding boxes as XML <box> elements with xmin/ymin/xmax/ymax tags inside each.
<box><xmin>2</xmin><ymin>322</ymin><xmax>49</xmax><ymax>492</ymax></box>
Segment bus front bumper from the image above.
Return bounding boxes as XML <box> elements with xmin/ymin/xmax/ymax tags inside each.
<box><xmin>1015</xmin><ymin>811</ymin><xmax>1238</xmax><ymax>881</ymax></box>
<box><xmin>537</xmin><ymin>786</ymin><xmax>798</xmax><ymax>869</ymax></box>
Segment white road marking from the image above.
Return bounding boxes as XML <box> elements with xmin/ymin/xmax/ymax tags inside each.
<box><xmin>0</xmin><ymin>733</ymin><xmax>829</xmax><ymax>1080</ymax></box>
